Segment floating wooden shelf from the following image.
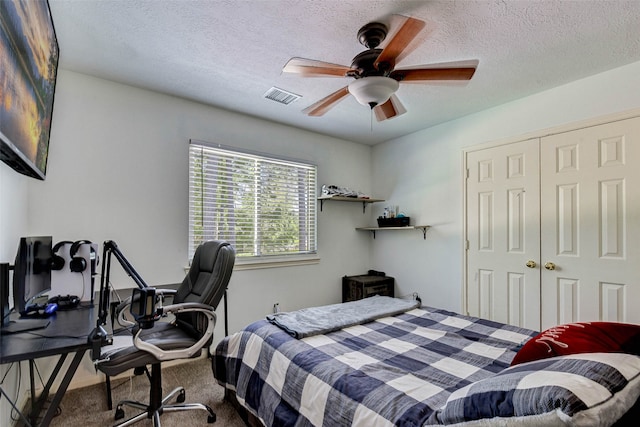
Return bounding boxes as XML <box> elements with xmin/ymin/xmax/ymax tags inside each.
<box><xmin>356</xmin><ymin>225</ymin><xmax>431</xmax><ymax>239</ymax></box>
<box><xmin>317</xmin><ymin>196</ymin><xmax>385</xmax><ymax>213</ymax></box>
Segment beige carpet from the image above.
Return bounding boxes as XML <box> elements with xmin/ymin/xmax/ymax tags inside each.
<box><xmin>45</xmin><ymin>357</ymin><xmax>246</xmax><ymax>427</ymax></box>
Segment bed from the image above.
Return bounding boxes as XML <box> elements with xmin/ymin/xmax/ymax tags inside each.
<box><xmin>212</xmin><ymin>296</ymin><xmax>640</xmax><ymax>426</ymax></box>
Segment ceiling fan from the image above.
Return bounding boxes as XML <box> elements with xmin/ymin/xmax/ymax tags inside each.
<box><xmin>283</xmin><ymin>15</ymin><xmax>477</xmax><ymax>121</ymax></box>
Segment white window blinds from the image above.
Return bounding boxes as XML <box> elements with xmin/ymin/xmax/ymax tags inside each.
<box><xmin>188</xmin><ymin>141</ymin><xmax>317</xmax><ymax>261</ymax></box>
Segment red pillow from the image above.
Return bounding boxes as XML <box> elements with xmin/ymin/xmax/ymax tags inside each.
<box><xmin>511</xmin><ymin>322</ymin><xmax>640</xmax><ymax>366</ymax></box>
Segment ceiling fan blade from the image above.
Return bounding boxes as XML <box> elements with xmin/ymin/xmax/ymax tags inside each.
<box><xmin>283</xmin><ymin>57</ymin><xmax>352</xmax><ymax>77</ymax></box>
<box><xmin>374</xmin><ymin>16</ymin><xmax>426</xmax><ymax>70</ymax></box>
<box><xmin>302</xmin><ymin>86</ymin><xmax>350</xmax><ymax>116</ymax></box>
<box><xmin>391</xmin><ymin>66</ymin><xmax>477</xmax><ymax>82</ymax></box>
<box><xmin>373</xmin><ymin>94</ymin><xmax>407</xmax><ymax>121</ymax></box>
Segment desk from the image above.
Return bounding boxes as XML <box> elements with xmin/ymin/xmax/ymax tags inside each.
<box><xmin>0</xmin><ymin>304</ymin><xmax>107</xmax><ymax>426</ymax></box>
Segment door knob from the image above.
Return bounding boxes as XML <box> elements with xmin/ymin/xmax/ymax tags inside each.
<box><xmin>544</xmin><ymin>262</ymin><xmax>556</xmax><ymax>271</ymax></box>
<box><xmin>526</xmin><ymin>260</ymin><xmax>537</xmax><ymax>268</ymax></box>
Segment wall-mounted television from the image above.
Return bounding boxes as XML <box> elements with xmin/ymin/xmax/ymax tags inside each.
<box><xmin>0</xmin><ymin>0</ymin><xmax>59</xmax><ymax>180</ymax></box>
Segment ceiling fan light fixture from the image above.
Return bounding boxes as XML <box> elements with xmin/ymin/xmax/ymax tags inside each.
<box><xmin>348</xmin><ymin>76</ymin><xmax>399</xmax><ymax>108</ymax></box>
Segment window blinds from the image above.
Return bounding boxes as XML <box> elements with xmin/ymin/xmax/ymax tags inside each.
<box><xmin>188</xmin><ymin>141</ymin><xmax>317</xmax><ymax>260</ymax></box>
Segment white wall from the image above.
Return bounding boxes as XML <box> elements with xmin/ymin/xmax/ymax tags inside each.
<box><xmin>0</xmin><ymin>166</ymin><xmax>29</xmax><ymax>262</ymax></box>
<box><xmin>370</xmin><ymin>60</ymin><xmax>640</xmax><ymax>313</ymax></box>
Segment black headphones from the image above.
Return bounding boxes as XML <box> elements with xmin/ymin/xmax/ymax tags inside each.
<box><xmin>51</xmin><ymin>240</ymin><xmax>74</xmax><ymax>271</ymax></box>
<box><xmin>69</xmin><ymin>240</ymin><xmax>93</xmax><ymax>273</ymax></box>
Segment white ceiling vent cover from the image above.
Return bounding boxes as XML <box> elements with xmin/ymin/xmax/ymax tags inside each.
<box><xmin>264</xmin><ymin>87</ymin><xmax>301</xmax><ymax>105</ymax></box>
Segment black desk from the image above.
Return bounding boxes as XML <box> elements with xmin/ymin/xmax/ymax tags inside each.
<box><xmin>0</xmin><ymin>304</ymin><xmax>106</xmax><ymax>426</ymax></box>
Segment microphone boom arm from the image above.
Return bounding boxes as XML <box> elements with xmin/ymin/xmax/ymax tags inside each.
<box><xmin>98</xmin><ymin>240</ymin><xmax>149</xmax><ymax>325</ymax></box>
<box><xmin>90</xmin><ymin>240</ymin><xmax>149</xmax><ymax>360</ymax></box>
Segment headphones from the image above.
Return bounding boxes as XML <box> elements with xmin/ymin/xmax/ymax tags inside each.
<box><xmin>69</xmin><ymin>240</ymin><xmax>93</xmax><ymax>272</ymax></box>
<box><xmin>51</xmin><ymin>240</ymin><xmax>74</xmax><ymax>271</ymax></box>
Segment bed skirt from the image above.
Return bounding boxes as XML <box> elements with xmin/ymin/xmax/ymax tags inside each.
<box><xmin>224</xmin><ymin>388</ymin><xmax>264</xmax><ymax>427</ymax></box>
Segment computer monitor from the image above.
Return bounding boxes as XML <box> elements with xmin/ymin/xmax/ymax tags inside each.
<box><xmin>1</xmin><ymin>263</ymin><xmax>10</xmax><ymax>327</ymax></box>
<box><xmin>13</xmin><ymin>236</ymin><xmax>53</xmax><ymax>316</ymax></box>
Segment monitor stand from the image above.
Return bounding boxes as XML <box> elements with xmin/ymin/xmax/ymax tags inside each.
<box><xmin>1</xmin><ymin>318</ymin><xmax>50</xmax><ymax>335</ymax></box>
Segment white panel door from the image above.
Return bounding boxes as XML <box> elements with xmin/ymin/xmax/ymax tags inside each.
<box><xmin>466</xmin><ymin>139</ymin><xmax>541</xmax><ymax>329</ymax></box>
<box><xmin>540</xmin><ymin>117</ymin><xmax>640</xmax><ymax>328</ymax></box>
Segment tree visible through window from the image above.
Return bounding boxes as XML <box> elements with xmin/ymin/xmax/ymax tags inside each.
<box><xmin>189</xmin><ymin>141</ymin><xmax>317</xmax><ymax>261</ymax></box>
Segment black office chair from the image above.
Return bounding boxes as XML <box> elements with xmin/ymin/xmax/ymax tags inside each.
<box><xmin>96</xmin><ymin>240</ymin><xmax>235</xmax><ymax>426</ymax></box>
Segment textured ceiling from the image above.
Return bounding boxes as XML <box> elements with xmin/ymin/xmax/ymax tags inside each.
<box><xmin>48</xmin><ymin>0</ymin><xmax>640</xmax><ymax>145</ymax></box>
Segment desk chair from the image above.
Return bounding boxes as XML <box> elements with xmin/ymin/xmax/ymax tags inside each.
<box><xmin>96</xmin><ymin>240</ymin><xmax>235</xmax><ymax>426</ymax></box>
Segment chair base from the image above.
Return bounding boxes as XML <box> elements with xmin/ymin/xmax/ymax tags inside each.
<box><xmin>111</xmin><ymin>364</ymin><xmax>216</xmax><ymax>426</ymax></box>
<box><xmin>114</xmin><ymin>386</ymin><xmax>216</xmax><ymax>426</ymax></box>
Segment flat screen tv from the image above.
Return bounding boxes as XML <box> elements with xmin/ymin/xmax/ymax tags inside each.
<box><xmin>0</xmin><ymin>0</ymin><xmax>59</xmax><ymax>180</ymax></box>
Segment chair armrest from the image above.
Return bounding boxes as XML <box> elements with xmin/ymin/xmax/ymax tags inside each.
<box><xmin>132</xmin><ymin>302</ymin><xmax>217</xmax><ymax>361</ymax></box>
<box><xmin>155</xmin><ymin>288</ymin><xmax>178</xmax><ymax>305</ymax></box>
<box><xmin>114</xmin><ymin>297</ymin><xmax>135</xmax><ymax>328</ymax></box>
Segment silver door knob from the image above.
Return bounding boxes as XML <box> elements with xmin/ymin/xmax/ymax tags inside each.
<box><xmin>544</xmin><ymin>262</ymin><xmax>556</xmax><ymax>271</ymax></box>
<box><xmin>526</xmin><ymin>260</ymin><xmax>537</xmax><ymax>268</ymax></box>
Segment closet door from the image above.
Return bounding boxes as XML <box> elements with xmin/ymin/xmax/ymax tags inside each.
<box><xmin>540</xmin><ymin>117</ymin><xmax>640</xmax><ymax>328</ymax></box>
<box><xmin>466</xmin><ymin>139</ymin><xmax>541</xmax><ymax>330</ymax></box>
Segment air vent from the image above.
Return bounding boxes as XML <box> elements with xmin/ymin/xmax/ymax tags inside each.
<box><xmin>264</xmin><ymin>87</ymin><xmax>301</xmax><ymax>105</ymax></box>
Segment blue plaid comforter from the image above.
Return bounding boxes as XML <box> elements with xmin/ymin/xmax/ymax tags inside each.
<box><xmin>213</xmin><ymin>306</ymin><xmax>536</xmax><ymax>426</ymax></box>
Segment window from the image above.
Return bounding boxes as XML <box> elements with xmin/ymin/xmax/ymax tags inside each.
<box><xmin>189</xmin><ymin>140</ymin><xmax>317</xmax><ymax>263</ymax></box>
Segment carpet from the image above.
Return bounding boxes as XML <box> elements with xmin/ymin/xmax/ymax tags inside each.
<box><xmin>43</xmin><ymin>357</ymin><xmax>245</xmax><ymax>427</ymax></box>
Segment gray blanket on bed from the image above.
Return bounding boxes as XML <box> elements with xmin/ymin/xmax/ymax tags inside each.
<box><xmin>266</xmin><ymin>295</ymin><xmax>420</xmax><ymax>338</ymax></box>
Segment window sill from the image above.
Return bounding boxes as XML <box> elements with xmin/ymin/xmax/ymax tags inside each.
<box><xmin>184</xmin><ymin>255</ymin><xmax>320</xmax><ymax>273</ymax></box>
<box><xmin>234</xmin><ymin>254</ymin><xmax>320</xmax><ymax>270</ymax></box>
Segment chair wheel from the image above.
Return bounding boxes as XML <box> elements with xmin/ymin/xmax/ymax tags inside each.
<box><xmin>115</xmin><ymin>407</ymin><xmax>125</xmax><ymax>420</ymax></box>
<box><xmin>207</xmin><ymin>414</ymin><xmax>216</xmax><ymax>423</ymax></box>
<box><xmin>177</xmin><ymin>389</ymin><xmax>186</xmax><ymax>403</ymax></box>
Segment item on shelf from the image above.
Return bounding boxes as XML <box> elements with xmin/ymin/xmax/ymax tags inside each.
<box><xmin>377</xmin><ymin>216</ymin><xmax>410</xmax><ymax>227</ymax></box>
<box><xmin>367</xmin><ymin>269</ymin><xmax>386</xmax><ymax>276</ymax></box>
<box><xmin>321</xmin><ymin>184</ymin><xmax>369</xmax><ymax>199</ymax></box>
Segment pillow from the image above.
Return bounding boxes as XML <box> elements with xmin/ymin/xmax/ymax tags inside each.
<box><xmin>437</xmin><ymin>352</ymin><xmax>640</xmax><ymax>426</ymax></box>
<box><xmin>511</xmin><ymin>321</ymin><xmax>640</xmax><ymax>366</ymax></box>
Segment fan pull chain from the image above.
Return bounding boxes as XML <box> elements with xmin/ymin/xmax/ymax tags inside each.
<box><xmin>370</xmin><ymin>109</ymin><xmax>373</xmax><ymax>132</ymax></box>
